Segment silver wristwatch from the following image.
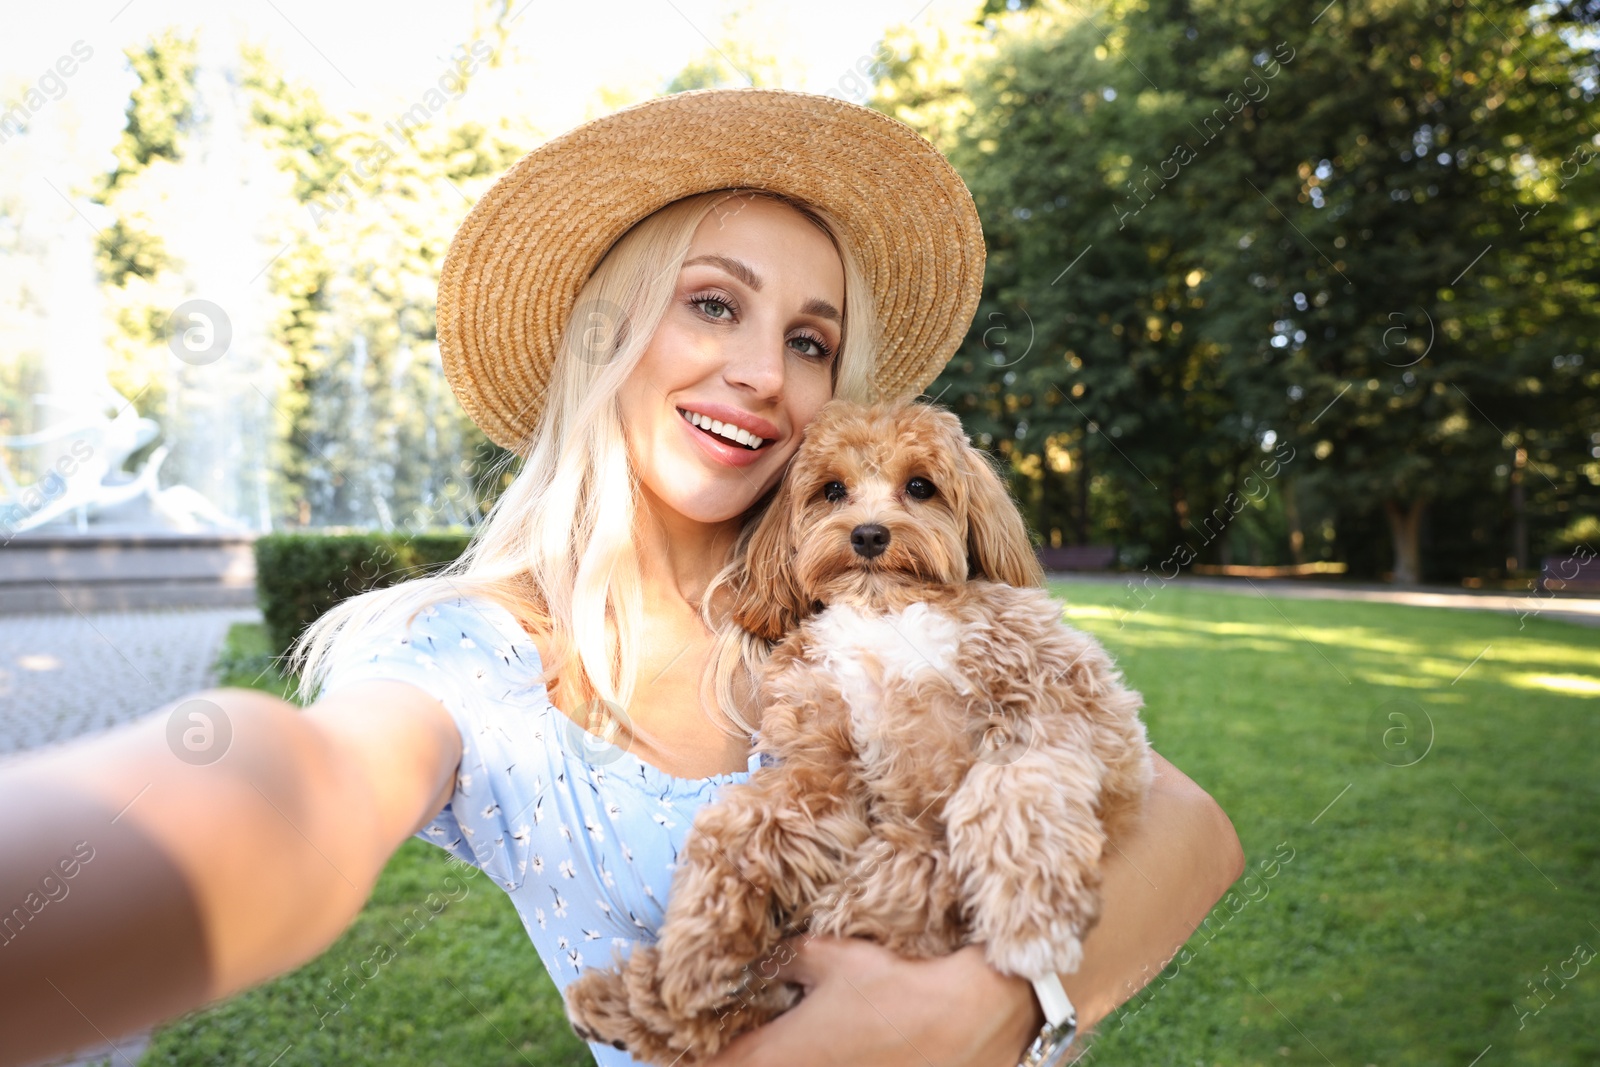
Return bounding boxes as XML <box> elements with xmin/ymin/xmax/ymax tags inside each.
<box><xmin>1019</xmin><ymin>973</ymin><xmax>1078</xmax><ymax>1067</ymax></box>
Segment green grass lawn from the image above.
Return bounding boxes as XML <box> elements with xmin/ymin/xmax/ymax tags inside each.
<box><xmin>144</xmin><ymin>582</ymin><xmax>1599</xmax><ymax>1066</ymax></box>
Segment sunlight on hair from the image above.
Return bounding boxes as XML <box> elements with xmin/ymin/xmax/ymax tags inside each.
<box><xmin>294</xmin><ymin>189</ymin><xmax>881</xmax><ymax>744</ymax></box>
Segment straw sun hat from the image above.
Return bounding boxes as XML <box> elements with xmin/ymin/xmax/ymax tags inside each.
<box><xmin>435</xmin><ymin>87</ymin><xmax>986</xmax><ymax>452</ymax></box>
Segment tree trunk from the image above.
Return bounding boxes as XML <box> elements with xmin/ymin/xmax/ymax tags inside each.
<box><xmin>1171</xmin><ymin>485</ymin><xmax>1189</xmax><ymax>548</ymax></box>
<box><xmin>1509</xmin><ymin>447</ymin><xmax>1528</xmax><ymax>572</ymax></box>
<box><xmin>1076</xmin><ymin>443</ymin><xmax>1090</xmax><ymax>544</ymax></box>
<box><xmin>1283</xmin><ymin>479</ymin><xmax>1305</xmax><ymax>565</ymax></box>
<box><xmin>1384</xmin><ymin>499</ymin><xmax>1427</xmax><ymax>585</ymax></box>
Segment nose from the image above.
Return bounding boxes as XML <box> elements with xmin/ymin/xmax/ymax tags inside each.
<box><xmin>723</xmin><ymin>331</ymin><xmax>787</xmax><ymax>399</ymax></box>
<box><xmin>851</xmin><ymin>523</ymin><xmax>889</xmax><ymax>559</ymax></box>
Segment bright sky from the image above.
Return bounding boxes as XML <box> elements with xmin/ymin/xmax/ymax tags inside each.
<box><xmin>0</xmin><ymin>0</ymin><xmax>960</xmax><ymax>170</ymax></box>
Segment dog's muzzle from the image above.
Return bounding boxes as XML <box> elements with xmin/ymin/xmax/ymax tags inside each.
<box><xmin>851</xmin><ymin>523</ymin><xmax>890</xmax><ymax>559</ymax></box>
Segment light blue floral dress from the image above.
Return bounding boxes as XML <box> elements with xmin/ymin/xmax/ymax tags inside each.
<box><xmin>319</xmin><ymin>595</ymin><xmax>769</xmax><ymax>1066</ymax></box>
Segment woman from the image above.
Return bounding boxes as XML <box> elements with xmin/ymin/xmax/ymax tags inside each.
<box><xmin>0</xmin><ymin>89</ymin><xmax>1242</xmax><ymax>1067</ymax></box>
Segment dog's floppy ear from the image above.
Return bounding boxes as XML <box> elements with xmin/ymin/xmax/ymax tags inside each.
<box><xmin>963</xmin><ymin>445</ymin><xmax>1045</xmax><ymax>588</ymax></box>
<box><xmin>732</xmin><ymin>477</ymin><xmax>807</xmax><ymax>641</ymax></box>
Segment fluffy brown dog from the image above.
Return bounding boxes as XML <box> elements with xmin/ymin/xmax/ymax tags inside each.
<box><xmin>564</xmin><ymin>399</ymin><xmax>1153</xmax><ymax>1063</ymax></box>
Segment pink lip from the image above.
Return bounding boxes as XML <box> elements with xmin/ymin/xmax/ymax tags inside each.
<box><xmin>678</xmin><ymin>409</ymin><xmax>771</xmax><ymax>469</ymax></box>
<box><xmin>675</xmin><ymin>402</ymin><xmax>781</xmax><ymax>442</ymax></box>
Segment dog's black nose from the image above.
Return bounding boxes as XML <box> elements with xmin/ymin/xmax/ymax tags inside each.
<box><xmin>851</xmin><ymin>523</ymin><xmax>890</xmax><ymax>559</ymax></box>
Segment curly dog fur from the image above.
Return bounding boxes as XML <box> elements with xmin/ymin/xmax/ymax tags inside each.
<box><xmin>564</xmin><ymin>399</ymin><xmax>1153</xmax><ymax>1063</ymax></box>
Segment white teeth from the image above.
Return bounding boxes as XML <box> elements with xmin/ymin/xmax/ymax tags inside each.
<box><xmin>678</xmin><ymin>408</ymin><xmax>764</xmax><ymax>450</ymax></box>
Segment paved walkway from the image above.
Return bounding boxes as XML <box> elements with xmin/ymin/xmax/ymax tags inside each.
<box><xmin>0</xmin><ymin>605</ymin><xmax>260</xmax><ymax>1067</ymax></box>
<box><xmin>0</xmin><ymin>606</ymin><xmax>261</xmax><ymax>761</ymax></box>
<box><xmin>1048</xmin><ymin>573</ymin><xmax>1600</xmax><ymax>627</ymax></box>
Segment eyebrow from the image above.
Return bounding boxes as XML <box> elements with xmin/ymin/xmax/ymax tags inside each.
<box><xmin>683</xmin><ymin>254</ymin><xmax>842</xmax><ymax>324</ymax></box>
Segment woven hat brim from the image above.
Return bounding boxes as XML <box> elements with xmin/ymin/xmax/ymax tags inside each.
<box><xmin>437</xmin><ymin>88</ymin><xmax>985</xmax><ymax>452</ymax></box>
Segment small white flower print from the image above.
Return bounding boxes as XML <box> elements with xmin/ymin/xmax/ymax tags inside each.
<box><xmin>553</xmin><ymin>894</ymin><xmax>569</xmax><ymax>918</ymax></box>
<box><xmin>559</xmin><ymin>859</ymin><xmax>576</xmax><ymax>879</ymax></box>
<box><xmin>583</xmin><ymin>928</ymin><xmax>602</xmax><ymax>941</ymax></box>
<box><xmin>585</xmin><ymin>818</ymin><xmax>604</xmax><ymax>843</ymax></box>
<box><xmin>535</xmin><ymin>907</ymin><xmax>547</xmax><ymax>929</ymax></box>
<box><xmin>559</xmin><ymin>823</ymin><xmax>574</xmax><ymax>842</ymax></box>
<box><xmin>605</xmin><ymin>802</ymin><xmax>622</xmax><ymax>821</ymax></box>
<box><xmin>652</xmin><ymin>812</ymin><xmax>677</xmax><ymax>830</ymax></box>
<box><xmin>531</xmin><ymin>855</ymin><xmax>545</xmax><ymax>874</ymax></box>
<box><xmin>459</xmin><ymin>634</ymin><xmax>476</xmax><ymax>649</ymax></box>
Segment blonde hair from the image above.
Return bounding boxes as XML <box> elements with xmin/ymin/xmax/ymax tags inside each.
<box><xmin>293</xmin><ymin>188</ymin><xmax>881</xmax><ymax>743</ymax></box>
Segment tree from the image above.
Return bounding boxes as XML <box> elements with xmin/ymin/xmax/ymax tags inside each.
<box><xmin>877</xmin><ymin>0</ymin><xmax>1600</xmax><ymax>582</ymax></box>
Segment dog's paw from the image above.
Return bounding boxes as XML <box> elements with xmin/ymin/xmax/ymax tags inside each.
<box><xmin>565</xmin><ymin>968</ymin><xmax>639</xmax><ymax>1052</ymax></box>
<box><xmin>657</xmin><ymin>954</ymin><xmax>750</xmax><ymax>1019</ymax></box>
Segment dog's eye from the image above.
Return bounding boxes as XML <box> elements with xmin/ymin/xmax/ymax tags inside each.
<box><xmin>906</xmin><ymin>477</ymin><xmax>937</xmax><ymax>500</ymax></box>
<box><xmin>822</xmin><ymin>480</ymin><xmax>848</xmax><ymax>503</ymax></box>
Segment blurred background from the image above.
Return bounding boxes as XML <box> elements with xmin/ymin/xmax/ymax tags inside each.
<box><xmin>2</xmin><ymin>0</ymin><xmax>1595</xmax><ymax>579</ymax></box>
<box><xmin>2</xmin><ymin>1</ymin><xmax>1598</xmax><ymax>1065</ymax></box>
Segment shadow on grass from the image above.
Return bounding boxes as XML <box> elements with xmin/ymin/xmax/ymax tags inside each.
<box><xmin>1054</xmin><ymin>580</ymin><xmax>1600</xmax><ymax>1067</ymax></box>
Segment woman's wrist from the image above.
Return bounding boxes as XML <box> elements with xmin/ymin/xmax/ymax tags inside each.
<box><xmin>990</xmin><ymin>953</ymin><xmax>1047</xmax><ymax>1062</ymax></box>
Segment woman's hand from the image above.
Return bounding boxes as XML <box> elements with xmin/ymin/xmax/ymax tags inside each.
<box><xmin>703</xmin><ymin>935</ymin><xmax>1041</xmax><ymax>1067</ymax></box>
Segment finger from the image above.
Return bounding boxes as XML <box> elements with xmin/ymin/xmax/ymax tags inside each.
<box><xmin>769</xmin><ymin>933</ymin><xmax>821</xmax><ymax>989</ymax></box>
<box><xmin>772</xmin><ymin>931</ymin><xmax>859</xmax><ymax>989</ymax></box>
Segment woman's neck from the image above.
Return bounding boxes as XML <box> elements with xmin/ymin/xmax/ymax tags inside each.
<box><xmin>633</xmin><ymin>487</ymin><xmax>743</xmax><ymax>611</ymax></box>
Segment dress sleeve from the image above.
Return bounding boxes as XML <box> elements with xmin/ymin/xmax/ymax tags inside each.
<box><xmin>316</xmin><ymin>596</ymin><xmax>551</xmax><ymax>892</ymax></box>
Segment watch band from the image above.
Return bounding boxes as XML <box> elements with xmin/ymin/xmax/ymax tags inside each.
<box><xmin>1019</xmin><ymin>973</ymin><xmax>1078</xmax><ymax>1067</ymax></box>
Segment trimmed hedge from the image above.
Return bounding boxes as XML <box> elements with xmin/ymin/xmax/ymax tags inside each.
<box><xmin>255</xmin><ymin>530</ymin><xmax>473</xmax><ymax>660</ymax></box>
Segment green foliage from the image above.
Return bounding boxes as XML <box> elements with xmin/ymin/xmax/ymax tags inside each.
<box><xmin>100</xmin><ymin>30</ymin><xmax>198</xmax><ymax>193</ymax></box>
<box><xmin>238</xmin><ymin>42</ymin><xmax>525</xmax><ymax>528</ymax></box>
<box><xmin>878</xmin><ymin>0</ymin><xmax>1600</xmax><ymax>581</ymax></box>
<box><xmin>92</xmin><ymin>31</ymin><xmax>195</xmax><ymax>317</ymax></box>
<box><xmin>254</xmin><ymin>531</ymin><xmax>472</xmax><ymax>659</ymax></box>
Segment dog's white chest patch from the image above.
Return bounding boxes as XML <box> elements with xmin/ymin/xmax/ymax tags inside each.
<box><xmin>807</xmin><ymin>603</ymin><xmax>968</xmax><ymax>756</ymax></box>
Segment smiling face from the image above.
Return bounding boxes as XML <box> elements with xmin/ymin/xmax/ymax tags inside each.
<box><xmin>616</xmin><ymin>194</ymin><xmax>847</xmax><ymax>528</ymax></box>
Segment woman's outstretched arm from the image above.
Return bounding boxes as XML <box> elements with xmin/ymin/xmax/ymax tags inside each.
<box><xmin>705</xmin><ymin>750</ymin><xmax>1243</xmax><ymax>1066</ymax></box>
<box><xmin>0</xmin><ymin>680</ymin><xmax>460</xmax><ymax>1067</ymax></box>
